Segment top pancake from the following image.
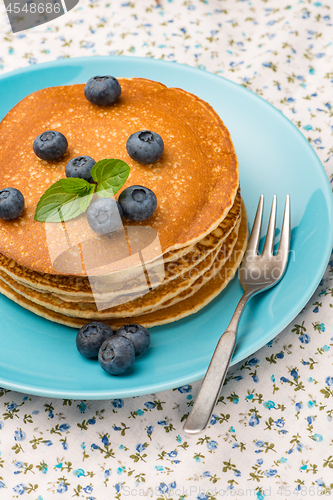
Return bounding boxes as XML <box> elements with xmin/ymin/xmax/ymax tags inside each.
<box><xmin>0</xmin><ymin>78</ymin><xmax>239</xmax><ymax>275</ymax></box>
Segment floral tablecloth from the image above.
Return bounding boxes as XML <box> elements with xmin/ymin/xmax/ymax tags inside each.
<box><xmin>0</xmin><ymin>0</ymin><xmax>333</xmax><ymax>498</ymax></box>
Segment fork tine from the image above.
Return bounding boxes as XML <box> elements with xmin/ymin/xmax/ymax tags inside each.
<box><xmin>277</xmin><ymin>195</ymin><xmax>291</xmax><ymax>262</ymax></box>
<box><xmin>262</xmin><ymin>195</ymin><xmax>277</xmax><ymax>256</ymax></box>
<box><xmin>245</xmin><ymin>194</ymin><xmax>264</xmax><ymax>256</ymax></box>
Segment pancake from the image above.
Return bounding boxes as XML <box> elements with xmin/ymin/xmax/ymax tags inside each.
<box><xmin>0</xmin><ymin>211</ymin><xmax>241</xmax><ymax>317</ymax></box>
<box><xmin>161</xmin><ymin>185</ymin><xmax>241</xmax><ymax>263</ymax></box>
<box><xmin>0</xmin><ymin>188</ymin><xmax>241</xmax><ymax>300</ymax></box>
<box><xmin>0</xmin><ymin>78</ymin><xmax>239</xmax><ymax>276</ymax></box>
<box><xmin>52</xmin><ymin>208</ymin><xmax>240</xmax><ymax>305</ymax></box>
<box><xmin>0</xmin><ymin>202</ymin><xmax>248</xmax><ymax>329</ymax></box>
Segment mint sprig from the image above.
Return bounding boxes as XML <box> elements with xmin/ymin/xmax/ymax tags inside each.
<box><xmin>34</xmin><ymin>159</ymin><xmax>130</xmax><ymax>223</ymax></box>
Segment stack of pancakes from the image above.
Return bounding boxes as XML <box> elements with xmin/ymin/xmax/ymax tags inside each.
<box><xmin>0</xmin><ymin>78</ymin><xmax>247</xmax><ymax>329</ymax></box>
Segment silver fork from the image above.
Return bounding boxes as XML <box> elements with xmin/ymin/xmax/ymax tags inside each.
<box><xmin>183</xmin><ymin>194</ymin><xmax>291</xmax><ymax>435</ymax></box>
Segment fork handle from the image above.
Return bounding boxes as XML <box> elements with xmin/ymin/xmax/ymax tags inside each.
<box><xmin>183</xmin><ymin>292</ymin><xmax>251</xmax><ymax>434</ymax></box>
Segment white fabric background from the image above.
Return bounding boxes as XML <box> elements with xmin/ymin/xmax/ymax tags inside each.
<box><xmin>0</xmin><ymin>1</ymin><xmax>333</xmax><ymax>498</ymax></box>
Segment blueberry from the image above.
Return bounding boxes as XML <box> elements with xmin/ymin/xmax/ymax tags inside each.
<box><xmin>65</xmin><ymin>156</ymin><xmax>96</xmax><ymax>183</ymax></box>
<box><xmin>0</xmin><ymin>188</ymin><xmax>25</xmax><ymax>220</ymax></box>
<box><xmin>33</xmin><ymin>130</ymin><xmax>68</xmax><ymax>161</ymax></box>
<box><xmin>84</xmin><ymin>76</ymin><xmax>121</xmax><ymax>106</ymax></box>
<box><xmin>126</xmin><ymin>130</ymin><xmax>164</xmax><ymax>164</ymax></box>
<box><xmin>118</xmin><ymin>185</ymin><xmax>157</xmax><ymax>222</ymax></box>
<box><xmin>87</xmin><ymin>197</ymin><xmax>123</xmax><ymax>235</ymax></box>
<box><xmin>76</xmin><ymin>321</ymin><xmax>114</xmax><ymax>359</ymax></box>
<box><xmin>116</xmin><ymin>324</ymin><xmax>150</xmax><ymax>356</ymax></box>
<box><xmin>98</xmin><ymin>336</ymin><xmax>135</xmax><ymax>375</ymax></box>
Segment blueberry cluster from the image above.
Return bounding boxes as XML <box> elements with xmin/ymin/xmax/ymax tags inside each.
<box><xmin>76</xmin><ymin>321</ymin><xmax>150</xmax><ymax>375</ymax></box>
<box><xmin>87</xmin><ymin>185</ymin><xmax>157</xmax><ymax>235</ymax></box>
<box><xmin>32</xmin><ymin>74</ymin><xmax>123</xmax><ymax>162</ymax></box>
<box><xmin>30</xmin><ymin>76</ymin><xmax>162</xmax><ymax>231</ymax></box>
<box><xmin>84</xmin><ymin>75</ymin><xmax>164</xmax><ymax>164</ymax></box>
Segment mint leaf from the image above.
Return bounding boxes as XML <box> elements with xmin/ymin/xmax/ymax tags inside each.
<box><xmin>34</xmin><ymin>180</ymin><xmax>95</xmax><ymax>223</ymax></box>
<box><xmin>59</xmin><ymin>177</ymin><xmax>94</xmax><ymax>196</ymax></box>
<box><xmin>91</xmin><ymin>159</ymin><xmax>130</xmax><ymax>196</ymax></box>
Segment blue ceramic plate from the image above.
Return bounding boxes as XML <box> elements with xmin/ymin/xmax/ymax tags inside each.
<box><xmin>0</xmin><ymin>56</ymin><xmax>332</xmax><ymax>399</ymax></box>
